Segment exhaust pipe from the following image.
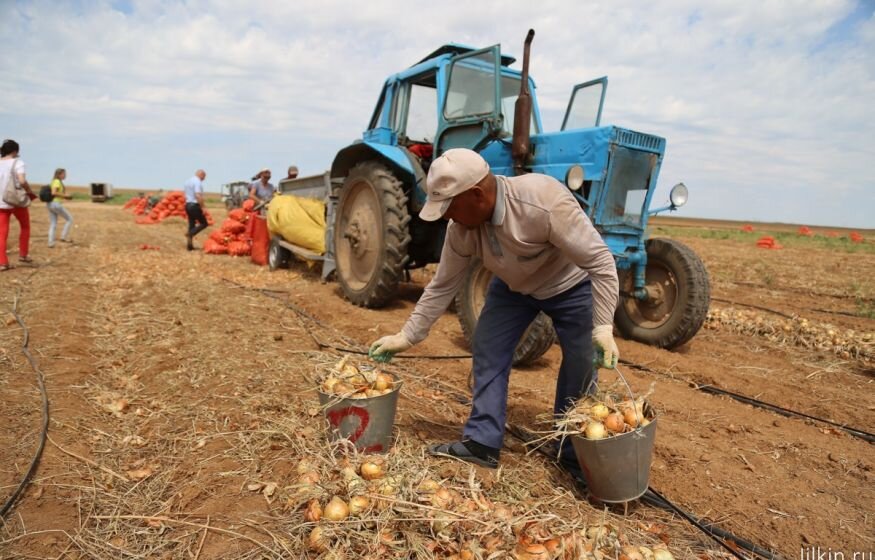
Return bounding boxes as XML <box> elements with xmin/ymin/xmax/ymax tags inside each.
<box><xmin>512</xmin><ymin>29</ymin><xmax>535</xmax><ymax>176</ymax></box>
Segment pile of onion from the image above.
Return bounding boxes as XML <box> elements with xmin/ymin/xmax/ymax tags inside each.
<box><xmin>577</xmin><ymin>396</ymin><xmax>653</xmax><ymax>440</ymax></box>
<box><xmin>319</xmin><ymin>356</ymin><xmax>396</xmax><ymax>399</ymax></box>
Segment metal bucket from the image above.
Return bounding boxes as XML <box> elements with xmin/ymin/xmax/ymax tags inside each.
<box><xmin>570</xmin><ymin>411</ymin><xmax>657</xmax><ymax>503</ymax></box>
<box><xmin>318</xmin><ymin>379</ymin><xmax>402</xmax><ymax>454</ymax></box>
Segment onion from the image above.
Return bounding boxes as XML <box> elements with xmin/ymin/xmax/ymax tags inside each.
<box><xmin>321</xmin><ymin>377</ymin><xmax>339</xmax><ymax>393</ymax></box>
<box><xmin>417</xmin><ymin>479</ymin><xmax>440</xmax><ymax>494</ymax></box>
<box><xmin>374</xmin><ymin>373</ymin><xmax>394</xmax><ymax>391</ymax></box>
<box><xmin>295</xmin><ymin>460</ymin><xmax>313</xmax><ymax>475</ymax></box>
<box><xmin>298</xmin><ymin>471</ymin><xmax>320</xmax><ymax>485</ymax></box>
<box><xmin>604</xmin><ymin>412</ymin><xmax>625</xmax><ymax>433</ymax></box>
<box><xmin>590</xmin><ymin>403</ymin><xmax>610</xmax><ymax>420</ymax></box>
<box><xmin>307</xmin><ymin>526</ymin><xmax>327</xmax><ymax>552</ymax></box>
<box><xmin>515</xmin><ymin>542</ymin><xmax>549</xmax><ymax>559</ymax></box>
<box><xmin>304</xmin><ymin>499</ymin><xmax>322</xmax><ymax>522</ymax></box>
<box><xmin>348</xmin><ymin>495</ymin><xmax>369</xmax><ymax>515</ymax></box>
<box><xmin>341</xmin><ymin>363</ymin><xmax>359</xmax><ymax>376</ymax></box>
<box><xmin>492</xmin><ymin>504</ymin><xmax>512</xmax><ymax>522</ymax></box>
<box><xmin>544</xmin><ymin>539</ymin><xmax>560</xmax><ymax>553</ymax></box>
<box><xmin>332</xmin><ymin>382</ymin><xmax>354</xmax><ymax>395</ymax></box>
<box><xmin>360</xmin><ymin>461</ymin><xmax>384</xmax><ymax>480</ymax></box>
<box><xmin>432</xmin><ymin>487</ymin><xmax>454</xmax><ymax>509</ymax></box>
<box><xmin>584</xmin><ymin>421</ymin><xmax>607</xmax><ymax>440</ymax></box>
<box><xmin>347</xmin><ymin>373</ymin><xmax>367</xmax><ymax>386</ymax></box>
<box><xmin>365</xmin><ymin>389</ymin><xmax>382</xmax><ymax>398</ymax></box>
<box><xmin>323</xmin><ymin>496</ymin><xmax>349</xmax><ymax>521</ymax></box>
<box><xmin>653</xmin><ymin>548</ymin><xmax>674</xmax><ymax>560</ymax></box>
<box><xmin>622</xmin><ymin>546</ymin><xmax>644</xmax><ymax>560</ymax></box>
<box><xmin>638</xmin><ymin>547</ymin><xmax>654</xmax><ymax>560</ymax></box>
<box><xmin>623</xmin><ymin>407</ymin><xmax>641</xmax><ymax>427</ymax></box>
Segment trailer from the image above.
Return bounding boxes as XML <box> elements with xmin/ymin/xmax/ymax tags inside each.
<box><xmin>267</xmin><ymin>170</ymin><xmax>338</xmax><ymax>281</ymax></box>
<box><xmin>90</xmin><ymin>182</ymin><xmax>114</xmax><ymax>202</ymax></box>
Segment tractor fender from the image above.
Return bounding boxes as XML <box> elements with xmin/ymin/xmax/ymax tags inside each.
<box><xmin>331</xmin><ymin>142</ymin><xmax>427</xmax><ymax>210</ymax></box>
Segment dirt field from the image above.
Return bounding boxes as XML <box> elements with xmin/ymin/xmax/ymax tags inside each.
<box><xmin>1</xmin><ymin>202</ymin><xmax>872</xmax><ymax>559</ymax></box>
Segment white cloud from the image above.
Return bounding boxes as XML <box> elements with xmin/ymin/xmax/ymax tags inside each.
<box><xmin>1</xmin><ymin>0</ymin><xmax>873</xmax><ymax>227</ymax></box>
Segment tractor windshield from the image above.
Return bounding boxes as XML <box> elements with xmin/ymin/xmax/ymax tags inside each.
<box><xmin>602</xmin><ymin>146</ymin><xmax>657</xmax><ymax>228</ymax></box>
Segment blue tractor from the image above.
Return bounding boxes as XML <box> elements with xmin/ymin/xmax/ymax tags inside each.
<box><xmin>330</xmin><ymin>31</ymin><xmax>710</xmax><ymax>364</ymax></box>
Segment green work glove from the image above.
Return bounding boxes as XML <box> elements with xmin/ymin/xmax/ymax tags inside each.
<box><xmin>368</xmin><ymin>332</ymin><xmax>412</xmax><ymax>363</ymax></box>
<box><xmin>592</xmin><ymin>325</ymin><xmax>619</xmax><ymax>369</ymax></box>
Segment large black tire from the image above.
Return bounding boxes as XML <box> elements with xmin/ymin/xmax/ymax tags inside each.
<box><xmin>334</xmin><ymin>162</ymin><xmax>411</xmax><ymax>308</ymax></box>
<box><xmin>614</xmin><ymin>238</ymin><xmax>710</xmax><ymax>349</ymax></box>
<box><xmin>455</xmin><ymin>258</ymin><xmax>556</xmax><ymax>366</ymax></box>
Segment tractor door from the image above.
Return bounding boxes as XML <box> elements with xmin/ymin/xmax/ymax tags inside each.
<box><xmin>561</xmin><ymin>76</ymin><xmax>608</xmax><ymax>130</ymax></box>
<box><xmin>434</xmin><ymin>46</ymin><xmax>503</xmax><ymax>156</ymax></box>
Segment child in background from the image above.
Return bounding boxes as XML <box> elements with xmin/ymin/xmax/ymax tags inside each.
<box><xmin>47</xmin><ymin>168</ymin><xmax>74</xmax><ymax>247</ymax></box>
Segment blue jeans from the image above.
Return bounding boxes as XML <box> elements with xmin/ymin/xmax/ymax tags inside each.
<box><xmin>463</xmin><ymin>277</ymin><xmax>595</xmax><ymax>462</ymax></box>
<box><xmin>47</xmin><ymin>201</ymin><xmax>73</xmax><ymax>246</ymax></box>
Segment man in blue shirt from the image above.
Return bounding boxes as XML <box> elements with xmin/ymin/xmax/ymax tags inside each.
<box><xmin>183</xmin><ymin>169</ymin><xmax>208</xmax><ymax>251</ymax></box>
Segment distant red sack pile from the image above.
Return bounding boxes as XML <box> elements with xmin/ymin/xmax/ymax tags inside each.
<box><xmin>849</xmin><ymin>232</ymin><xmax>864</xmax><ymax>243</ymax></box>
<box><xmin>797</xmin><ymin>226</ymin><xmax>813</xmax><ymax>236</ymax></box>
<box><xmin>756</xmin><ymin>235</ymin><xmax>782</xmax><ymax>249</ymax></box>
<box><xmin>203</xmin><ymin>207</ymin><xmax>256</xmax><ymax>256</ymax></box>
<box><xmin>741</xmin><ymin>224</ymin><xmax>755</xmax><ymax>233</ymax></box>
<box><xmin>133</xmin><ymin>191</ymin><xmax>214</xmax><ymax>226</ymax></box>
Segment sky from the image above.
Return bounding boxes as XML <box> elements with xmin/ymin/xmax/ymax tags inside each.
<box><xmin>1</xmin><ymin>0</ymin><xmax>873</xmax><ymax>228</ymax></box>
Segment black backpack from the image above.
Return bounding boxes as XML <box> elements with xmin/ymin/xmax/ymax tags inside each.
<box><xmin>39</xmin><ymin>185</ymin><xmax>53</xmax><ymax>203</ymax></box>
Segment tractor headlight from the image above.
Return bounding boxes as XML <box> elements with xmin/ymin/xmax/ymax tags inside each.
<box><xmin>566</xmin><ymin>165</ymin><xmax>585</xmax><ymax>191</ymax></box>
<box><xmin>670</xmin><ymin>182</ymin><xmax>688</xmax><ymax>207</ymax></box>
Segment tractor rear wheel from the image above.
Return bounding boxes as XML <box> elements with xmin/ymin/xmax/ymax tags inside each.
<box><xmin>614</xmin><ymin>238</ymin><xmax>710</xmax><ymax>349</ymax></box>
<box><xmin>335</xmin><ymin>162</ymin><xmax>411</xmax><ymax>308</ymax></box>
<box><xmin>455</xmin><ymin>258</ymin><xmax>556</xmax><ymax>366</ymax></box>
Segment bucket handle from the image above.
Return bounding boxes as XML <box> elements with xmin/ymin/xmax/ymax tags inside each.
<box><xmin>612</xmin><ymin>365</ymin><xmax>645</xmax><ymax>431</ymax></box>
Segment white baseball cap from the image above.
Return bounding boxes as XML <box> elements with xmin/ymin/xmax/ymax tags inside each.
<box><xmin>419</xmin><ymin>148</ymin><xmax>490</xmax><ymax>222</ymax></box>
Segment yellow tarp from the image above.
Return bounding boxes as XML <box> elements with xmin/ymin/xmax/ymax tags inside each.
<box><xmin>267</xmin><ymin>194</ymin><xmax>326</xmax><ymax>255</ymax></box>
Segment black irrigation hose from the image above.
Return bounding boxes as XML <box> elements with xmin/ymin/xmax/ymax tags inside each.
<box><xmin>619</xmin><ymin>358</ymin><xmax>875</xmax><ymax>444</ymax></box>
<box><xmin>696</xmin><ymin>385</ymin><xmax>875</xmax><ymax>443</ymax></box>
<box><xmin>221</xmin><ymin>277</ymin><xmax>474</xmax><ymax>360</ymax></box>
<box><xmin>710</xmin><ymin>297</ymin><xmax>795</xmax><ymax>319</ymax></box>
<box><xmin>0</xmin><ymin>292</ymin><xmax>50</xmax><ymax>519</ymax></box>
<box><xmin>641</xmin><ymin>489</ymin><xmax>782</xmax><ymax>560</ymax></box>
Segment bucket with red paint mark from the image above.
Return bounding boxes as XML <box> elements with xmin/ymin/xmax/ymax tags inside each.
<box><xmin>318</xmin><ymin>374</ymin><xmax>402</xmax><ymax>453</ymax></box>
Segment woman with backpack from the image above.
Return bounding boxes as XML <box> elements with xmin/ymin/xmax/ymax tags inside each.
<box><xmin>0</xmin><ymin>139</ymin><xmax>36</xmax><ymax>271</ymax></box>
<box><xmin>45</xmin><ymin>167</ymin><xmax>73</xmax><ymax>247</ymax></box>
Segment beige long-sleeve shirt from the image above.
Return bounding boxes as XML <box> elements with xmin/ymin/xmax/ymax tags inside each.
<box><xmin>401</xmin><ymin>173</ymin><xmax>619</xmax><ymax>345</ymax></box>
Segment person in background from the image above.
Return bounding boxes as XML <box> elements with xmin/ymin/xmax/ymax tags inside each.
<box><xmin>183</xmin><ymin>169</ymin><xmax>208</xmax><ymax>251</ymax></box>
<box><xmin>286</xmin><ymin>165</ymin><xmax>299</xmax><ymax>180</ymax></box>
<box><xmin>0</xmin><ymin>139</ymin><xmax>36</xmax><ymax>271</ymax></box>
<box><xmin>47</xmin><ymin>168</ymin><xmax>74</xmax><ymax>247</ymax></box>
<box><xmin>248</xmin><ymin>168</ymin><xmax>275</xmax><ymax>205</ymax></box>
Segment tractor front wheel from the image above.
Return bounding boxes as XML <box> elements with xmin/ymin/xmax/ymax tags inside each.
<box><xmin>614</xmin><ymin>238</ymin><xmax>710</xmax><ymax>349</ymax></box>
<box><xmin>455</xmin><ymin>258</ymin><xmax>556</xmax><ymax>366</ymax></box>
<box><xmin>334</xmin><ymin>162</ymin><xmax>411</xmax><ymax>308</ymax></box>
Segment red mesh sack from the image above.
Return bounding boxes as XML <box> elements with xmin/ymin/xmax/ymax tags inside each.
<box><xmin>250</xmin><ymin>216</ymin><xmax>269</xmax><ymax>266</ymax></box>
<box><xmin>227</xmin><ymin>241</ymin><xmax>251</xmax><ymax>256</ymax></box>
<box><xmin>221</xmin><ymin>219</ymin><xmax>246</xmax><ymax>234</ymax></box>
